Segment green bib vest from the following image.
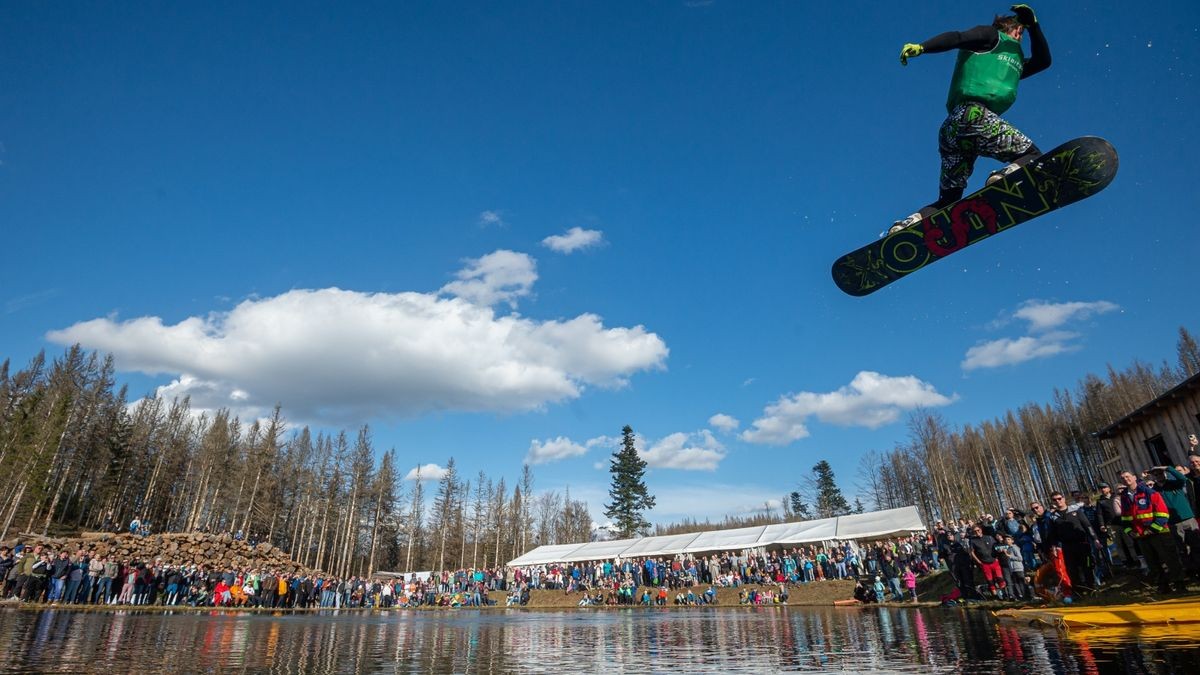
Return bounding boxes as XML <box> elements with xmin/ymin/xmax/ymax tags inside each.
<box><xmin>946</xmin><ymin>33</ymin><xmax>1024</xmax><ymax>114</ymax></box>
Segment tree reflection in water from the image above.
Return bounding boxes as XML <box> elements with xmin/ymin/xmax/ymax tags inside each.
<box><xmin>0</xmin><ymin>607</ymin><xmax>1197</xmax><ymax>673</ymax></box>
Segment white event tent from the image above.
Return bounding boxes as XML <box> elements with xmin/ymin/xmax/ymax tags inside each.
<box><xmin>506</xmin><ymin>505</ymin><xmax>925</xmax><ymax>567</ymax></box>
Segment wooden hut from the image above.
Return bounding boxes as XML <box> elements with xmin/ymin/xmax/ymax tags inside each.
<box><xmin>1095</xmin><ymin>371</ymin><xmax>1200</xmax><ymax>474</ymax></box>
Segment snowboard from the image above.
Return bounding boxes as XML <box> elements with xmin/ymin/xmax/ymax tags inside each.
<box><xmin>831</xmin><ymin>136</ymin><xmax>1118</xmax><ymax>297</ymax></box>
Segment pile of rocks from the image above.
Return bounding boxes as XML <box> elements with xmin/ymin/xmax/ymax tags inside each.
<box><xmin>3</xmin><ymin>531</ymin><xmax>311</xmax><ymax>574</ymax></box>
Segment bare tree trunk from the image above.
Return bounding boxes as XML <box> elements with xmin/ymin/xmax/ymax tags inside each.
<box><xmin>342</xmin><ymin>484</ymin><xmax>359</xmax><ymax>578</ymax></box>
<box><xmin>367</xmin><ymin>490</ymin><xmax>383</xmax><ymax>576</ymax></box>
<box><xmin>457</xmin><ymin>489</ymin><xmax>467</xmax><ymax>570</ymax></box>
<box><xmin>241</xmin><ymin>465</ymin><xmax>262</xmax><ymax>536</ymax></box>
<box><xmin>141</xmin><ymin>443</ymin><xmax>169</xmax><ymax>522</ymax></box>
<box><xmin>290</xmin><ymin>495</ymin><xmax>307</xmax><ymax>558</ymax></box>
<box><xmin>41</xmin><ymin>451</ymin><xmax>77</xmax><ymax>535</ymax></box>
<box><xmin>331</xmin><ymin>509</ymin><xmax>347</xmax><ymax>577</ymax></box>
<box><xmin>230</xmin><ymin>468</ymin><xmax>249</xmax><ymax>534</ymax></box>
<box><xmin>0</xmin><ymin>480</ymin><xmax>27</xmax><ymax>540</ymax></box>
<box><xmin>300</xmin><ymin>507</ymin><xmax>316</xmax><ymax>568</ymax></box>
<box><xmin>315</xmin><ymin>500</ymin><xmax>330</xmax><ymax>572</ymax></box>
<box><xmin>66</xmin><ymin>472</ymin><xmax>88</xmax><ymax>528</ymax></box>
<box><xmin>187</xmin><ymin>461</ymin><xmax>212</xmax><ymax>531</ymax></box>
<box><xmin>404</xmin><ymin>525</ymin><xmax>414</xmax><ymax>573</ymax></box>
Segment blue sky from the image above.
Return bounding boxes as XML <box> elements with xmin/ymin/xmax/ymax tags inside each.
<box><xmin>2</xmin><ymin>1</ymin><xmax>1197</xmax><ymax>526</ymax></box>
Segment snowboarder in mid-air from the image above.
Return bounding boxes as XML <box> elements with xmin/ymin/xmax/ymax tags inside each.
<box><xmin>831</xmin><ymin>4</ymin><xmax>1116</xmax><ymax>296</ymax></box>
<box><xmin>889</xmin><ymin>4</ymin><xmax>1050</xmax><ymax>234</ymax></box>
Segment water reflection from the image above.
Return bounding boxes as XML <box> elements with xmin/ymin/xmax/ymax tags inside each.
<box><xmin>0</xmin><ymin>607</ymin><xmax>1196</xmax><ymax>673</ymax></box>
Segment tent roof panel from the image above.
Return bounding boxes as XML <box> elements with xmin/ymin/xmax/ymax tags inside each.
<box><xmin>834</xmin><ymin>506</ymin><xmax>925</xmax><ymax>540</ymax></box>
<box><xmin>502</xmin><ymin>507</ymin><xmax>925</xmax><ymax>566</ymax></box>
<box><xmin>771</xmin><ymin>517</ymin><xmax>839</xmax><ymax>544</ymax></box>
<box><xmin>620</xmin><ymin>532</ymin><xmax>702</xmax><ymax>557</ymax></box>
<box><xmin>506</xmin><ymin>543</ymin><xmax>587</xmax><ymax>567</ymax></box>
<box><xmin>557</xmin><ymin>538</ymin><xmax>639</xmax><ymax>563</ymax></box>
<box><xmin>680</xmin><ymin>525</ymin><xmax>767</xmax><ymax>553</ymax></box>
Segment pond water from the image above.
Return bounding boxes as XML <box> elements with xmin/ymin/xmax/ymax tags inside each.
<box><xmin>0</xmin><ymin>606</ymin><xmax>1197</xmax><ymax>673</ymax></box>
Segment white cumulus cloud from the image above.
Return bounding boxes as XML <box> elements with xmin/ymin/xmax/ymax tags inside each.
<box><xmin>741</xmin><ymin>372</ymin><xmax>955</xmax><ymax>446</ymax></box>
<box><xmin>47</xmin><ymin>254</ymin><xmax>668</xmax><ymax>426</ymax></box>
<box><xmin>962</xmin><ymin>299</ymin><xmax>1119</xmax><ymax>371</ymax></box>
<box><xmin>640</xmin><ymin>430</ymin><xmax>726</xmax><ymax>471</ymax></box>
<box><xmin>439</xmin><ymin>249</ymin><xmax>536</xmax><ymax>308</ymax></box>
<box><xmin>542</xmin><ymin>227</ymin><xmax>604</xmax><ymax>254</ymax></box>
<box><xmin>962</xmin><ymin>332</ymin><xmax>1080</xmax><ymax>371</ymax></box>
<box><xmin>585</xmin><ymin>435</ymin><xmax>620</xmax><ymax>450</ymax></box>
<box><xmin>525</xmin><ymin>436</ymin><xmax>589</xmax><ymax>465</ymax></box>
<box><xmin>404</xmin><ymin>463</ymin><xmax>448</xmax><ymax>482</ymax></box>
<box><xmin>708</xmin><ymin>413</ymin><xmax>740</xmax><ymax>432</ymax></box>
<box><xmin>585</xmin><ymin>430</ymin><xmax>724</xmax><ymax>471</ymax></box>
<box><xmin>1013</xmin><ymin>300</ymin><xmax>1119</xmax><ymax>332</ymax></box>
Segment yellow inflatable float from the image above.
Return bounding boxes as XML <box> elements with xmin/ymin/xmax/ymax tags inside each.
<box><xmin>994</xmin><ymin>598</ymin><xmax>1200</xmax><ymax>630</ymax></box>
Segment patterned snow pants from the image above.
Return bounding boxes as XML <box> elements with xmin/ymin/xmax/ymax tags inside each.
<box><xmin>938</xmin><ymin>101</ymin><xmax>1037</xmax><ymax>193</ymax></box>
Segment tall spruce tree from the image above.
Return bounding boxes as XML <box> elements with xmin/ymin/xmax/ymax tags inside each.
<box><xmin>811</xmin><ymin>460</ymin><xmax>851</xmax><ymax>518</ymax></box>
<box><xmin>604</xmin><ymin>425</ymin><xmax>655</xmax><ymax>537</ymax></box>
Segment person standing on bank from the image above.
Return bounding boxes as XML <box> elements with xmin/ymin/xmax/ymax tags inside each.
<box><xmin>1117</xmin><ymin>470</ymin><xmax>1187</xmax><ymax>593</ymax></box>
<box><xmin>1048</xmin><ymin>492</ymin><xmax>1099</xmax><ymax>595</ymax></box>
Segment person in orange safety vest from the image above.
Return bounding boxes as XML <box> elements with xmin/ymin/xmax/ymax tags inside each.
<box><xmin>1117</xmin><ymin>470</ymin><xmax>1187</xmax><ymax>593</ymax></box>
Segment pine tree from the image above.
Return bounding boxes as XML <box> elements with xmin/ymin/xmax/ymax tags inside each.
<box><xmin>604</xmin><ymin>425</ymin><xmax>655</xmax><ymax>537</ymax></box>
<box><xmin>811</xmin><ymin>460</ymin><xmax>851</xmax><ymax>518</ymax></box>
<box><xmin>789</xmin><ymin>491</ymin><xmax>813</xmax><ymax>520</ymax></box>
<box><xmin>853</xmin><ymin>497</ymin><xmax>865</xmax><ymax>514</ymax></box>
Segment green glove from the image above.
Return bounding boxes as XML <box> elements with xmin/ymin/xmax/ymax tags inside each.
<box><xmin>1011</xmin><ymin>4</ymin><xmax>1037</xmax><ymax>26</ymax></box>
<box><xmin>899</xmin><ymin>43</ymin><xmax>923</xmax><ymax>66</ymax></box>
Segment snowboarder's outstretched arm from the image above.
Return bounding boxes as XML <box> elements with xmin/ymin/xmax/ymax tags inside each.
<box><xmin>918</xmin><ymin>25</ymin><xmax>999</xmax><ymax>55</ymax></box>
<box><xmin>899</xmin><ymin>4</ymin><xmax>1050</xmax><ymax>76</ymax></box>
<box><xmin>898</xmin><ymin>25</ymin><xmax>995</xmax><ymax>65</ymax></box>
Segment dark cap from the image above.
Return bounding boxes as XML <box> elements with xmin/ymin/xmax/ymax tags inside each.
<box><xmin>1099</xmin><ymin>482</ymin><xmax>1110</xmax><ymax>488</ymax></box>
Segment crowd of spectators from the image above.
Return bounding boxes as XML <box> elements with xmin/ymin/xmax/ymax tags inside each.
<box><xmin>0</xmin><ymin>540</ymin><xmax>938</xmax><ymax>609</ymax></box>
<box><xmin>0</xmin><ymin>534</ymin><xmax>947</xmax><ymax>610</ymax></box>
<box><xmin>931</xmin><ymin>453</ymin><xmax>1200</xmax><ymax>602</ymax></box>
<box><xmin>507</xmin><ymin>452</ymin><xmax>1200</xmax><ymax>607</ymax></box>
<box><xmin>3</xmin><ymin>451</ymin><xmax>1195</xmax><ymax>610</ymax></box>
<box><xmin>0</xmin><ymin>547</ymin><xmax>510</xmax><ymax>610</ymax></box>
<box><xmin>509</xmin><ymin>537</ymin><xmax>938</xmax><ymax>606</ymax></box>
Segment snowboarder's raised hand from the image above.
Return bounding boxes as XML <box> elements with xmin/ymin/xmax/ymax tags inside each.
<box><xmin>900</xmin><ymin>43</ymin><xmax>923</xmax><ymax>66</ymax></box>
<box><xmin>1010</xmin><ymin>4</ymin><xmax>1037</xmax><ymax>26</ymax></box>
